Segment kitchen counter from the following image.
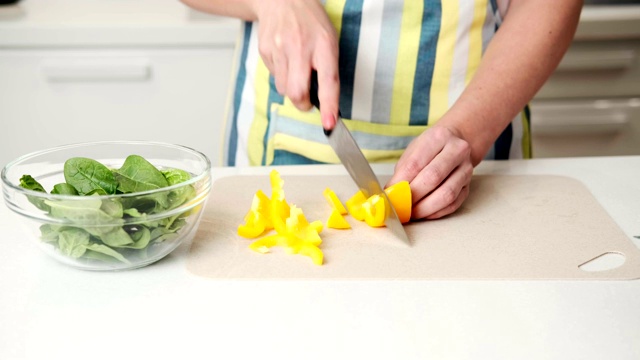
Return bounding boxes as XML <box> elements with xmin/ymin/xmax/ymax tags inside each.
<box><xmin>2</xmin><ymin>156</ymin><xmax>640</xmax><ymax>359</ymax></box>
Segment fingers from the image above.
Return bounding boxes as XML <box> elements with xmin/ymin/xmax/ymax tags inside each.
<box><xmin>409</xmin><ymin>133</ymin><xmax>471</xmax><ymax>204</ymax></box>
<box><xmin>388</xmin><ymin>126</ymin><xmax>474</xmax><ymax>220</ymax></box>
<box><xmin>411</xmin><ymin>161</ymin><xmax>473</xmax><ymax>220</ymax></box>
<box><xmin>255</xmin><ymin>1</ymin><xmax>339</xmax><ymax>122</ymax></box>
<box><xmin>314</xmin><ymin>50</ymin><xmax>340</xmax><ymax>130</ymax></box>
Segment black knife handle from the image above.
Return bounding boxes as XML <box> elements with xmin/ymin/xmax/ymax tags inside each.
<box><xmin>310</xmin><ymin>70</ymin><xmax>321</xmax><ymax>110</ymax></box>
<box><xmin>309</xmin><ymin>70</ymin><xmax>339</xmax><ymax>136</ymax></box>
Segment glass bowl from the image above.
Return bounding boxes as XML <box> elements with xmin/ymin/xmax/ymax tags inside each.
<box><xmin>1</xmin><ymin>141</ymin><xmax>211</xmax><ymax>271</ymax></box>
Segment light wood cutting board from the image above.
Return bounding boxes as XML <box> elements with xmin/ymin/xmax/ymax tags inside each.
<box><xmin>187</xmin><ymin>174</ymin><xmax>640</xmax><ymax>280</ymax></box>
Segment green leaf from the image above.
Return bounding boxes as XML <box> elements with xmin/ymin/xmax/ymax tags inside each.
<box><xmin>162</xmin><ymin>169</ymin><xmax>191</xmax><ymax>186</ymax></box>
<box><xmin>57</xmin><ymin>228</ymin><xmax>90</xmax><ymax>258</ymax></box>
<box><xmin>114</xmin><ymin>155</ymin><xmax>169</xmax><ymax>193</ymax></box>
<box><xmin>19</xmin><ymin>175</ymin><xmax>50</xmax><ymax>211</ymax></box>
<box><xmin>64</xmin><ymin>157</ymin><xmax>118</xmax><ymax>195</ymax></box>
<box><xmin>84</xmin><ymin>243</ymin><xmax>130</xmax><ymax>264</ymax></box>
<box><xmin>98</xmin><ymin>227</ymin><xmax>134</xmax><ymax>247</ymax></box>
<box><xmin>51</xmin><ymin>183</ymin><xmax>79</xmax><ymax>195</ymax></box>
<box><xmin>39</xmin><ymin>224</ymin><xmax>60</xmax><ymax>243</ymax></box>
<box><xmin>121</xmin><ymin>225</ymin><xmax>151</xmax><ymax>249</ymax></box>
<box><xmin>44</xmin><ymin>197</ymin><xmax>123</xmax><ymax>237</ymax></box>
<box><xmin>100</xmin><ymin>198</ymin><xmax>124</xmax><ymax>218</ymax></box>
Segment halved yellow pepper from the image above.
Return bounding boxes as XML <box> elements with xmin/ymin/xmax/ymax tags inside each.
<box><xmin>327</xmin><ymin>208</ymin><xmax>351</xmax><ymax>229</ymax></box>
<box><xmin>345</xmin><ymin>190</ymin><xmax>367</xmax><ymax>221</ymax></box>
<box><xmin>384</xmin><ymin>180</ymin><xmax>412</xmax><ymax>223</ymax></box>
<box><xmin>323</xmin><ymin>187</ymin><xmax>347</xmax><ymax>215</ymax></box>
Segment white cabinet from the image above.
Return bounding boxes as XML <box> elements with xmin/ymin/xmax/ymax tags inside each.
<box><xmin>0</xmin><ymin>48</ymin><xmax>235</xmax><ymax>167</ymax></box>
<box><xmin>0</xmin><ymin>0</ymin><xmax>240</xmax><ymax>167</ymax></box>
<box><xmin>530</xmin><ymin>5</ymin><xmax>640</xmax><ymax>158</ymax></box>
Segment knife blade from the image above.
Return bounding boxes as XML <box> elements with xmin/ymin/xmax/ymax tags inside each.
<box><xmin>309</xmin><ymin>71</ymin><xmax>411</xmax><ymax>246</ymax></box>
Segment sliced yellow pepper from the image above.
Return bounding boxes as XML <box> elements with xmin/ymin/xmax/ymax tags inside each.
<box><xmin>384</xmin><ymin>180</ymin><xmax>412</xmax><ymax>223</ymax></box>
<box><xmin>327</xmin><ymin>208</ymin><xmax>351</xmax><ymax>229</ymax></box>
<box><xmin>285</xmin><ymin>206</ymin><xmax>322</xmax><ymax>246</ymax></box>
<box><xmin>248</xmin><ymin>234</ymin><xmax>283</xmax><ymax>253</ymax></box>
<box><xmin>237</xmin><ymin>190</ymin><xmax>272</xmax><ymax>238</ymax></box>
<box><xmin>362</xmin><ymin>194</ymin><xmax>386</xmax><ymax>227</ymax></box>
<box><xmin>323</xmin><ymin>187</ymin><xmax>347</xmax><ymax>215</ymax></box>
<box><xmin>242</xmin><ymin>171</ymin><xmax>325</xmax><ymax>265</ymax></box>
<box><xmin>296</xmin><ymin>244</ymin><xmax>324</xmax><ymax>266</ymax></box>
<box><xmin>345</xmin><ymin>190</ymin><xmax>367</xmax><ymax>221</ymax></box>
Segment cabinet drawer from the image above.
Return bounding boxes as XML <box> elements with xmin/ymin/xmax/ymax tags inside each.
<box><xmin>530</xmin><ymin>98</ymin><xmax>640</xmax><ymax>158</ymax></box>
<box><xmin>0</xmin><ymin>48</ymin><xmax>235</xmax><ymax>167</ymax></box>
<box><xmin>535</xmin><ymin>39</ymin><xmax>640</xmax><ymax>99</ymax></box>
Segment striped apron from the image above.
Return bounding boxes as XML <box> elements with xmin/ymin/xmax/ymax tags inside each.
<box><xmin>223</xmin><ymin>0</ymin><xmax>531</xmax><ymax>166</ymax></box>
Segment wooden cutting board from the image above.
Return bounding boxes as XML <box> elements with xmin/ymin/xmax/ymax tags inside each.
<box><xmin>187</xmin><ymin>174</ymin><xmax>640</xmax><ymax>280</ymax></box>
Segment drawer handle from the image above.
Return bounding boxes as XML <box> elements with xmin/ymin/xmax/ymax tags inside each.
<box><xmin>556</xmin><ymin>49</ymin><xmax>636</xmax><ymax>71</ymax></box>
<box><xmin>42</xmin><ymin>58</ymin><xmax>151</xmax><ymax>82</ymax></box>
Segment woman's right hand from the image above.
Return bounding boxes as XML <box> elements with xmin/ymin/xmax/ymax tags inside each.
<box><xmin>253</xmin><ymin>0</ymin><xmax>340</xmax><ymax>130</ymax></box>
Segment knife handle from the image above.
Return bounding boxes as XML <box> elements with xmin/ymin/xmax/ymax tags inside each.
<box><xmin>309</xmin><ymin>70</ymin><xmax>321</xmax><ymax>110</ymax></box>
<box><xmin>309</xmin><ymin>70</ymin><xmax>340</xmax><ymax>136</ymax></box>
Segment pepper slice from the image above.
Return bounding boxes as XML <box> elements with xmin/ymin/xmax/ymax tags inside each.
<box><xmin>362</xmin><ymin>194</ymin><xmax>386</xmax><ymax>227</ymax></box>
<box><xmin>345</xmin><ymin>190</ymin><xmax>367</xmax><ymax>221</ymax></box>
<box><xmin>237</xmin><ymin>190</ymin><xmax>272</xmax><ymax>238</ymax></box>
<box><xmin>384</xmin><ymin>180</ymin><xmax>412</xmax><ymax>223</ymax></box>
<box><xmin>323</xmin><ymin>187</ymin><xmax>347</xmax><ymax>215</ymax></box>
<box><xmin>327</xmin><ymin>208</ymin><xmax>351</xmax><ymax>229</ymax></box>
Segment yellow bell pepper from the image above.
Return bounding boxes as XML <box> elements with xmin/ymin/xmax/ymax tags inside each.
<box><xmin>362</xmin><ymin>194</ymin><xmax>386</xmax><ymax>227</ymax></box>
<box><xmin>345</xmin><ymin>190</ymin><xmax>367</xmax><ymax>221</ymax></box>
<box><xmin>242</xmin><ymin>170</ymin><xmax>325</xmax><ymax>265</ymax></box>
<box><xmin>285</xmin><ymin>206</ymin><xmax>322</xmax><ymax>246</ymax></box>
<box><xmin>323</xmin><ymin>187</ymin><xmax>347</xmax><ymax>215</ymax></box>
<box><xmin>237</xmin><ymin>190</ymin><xmax>272</xmax><ymax>238</ymax></box>
<box><xmin>248</xmin><ymin>234</ymin><xmax>282</xmax><ymax>253</ymax></box>
<box><xmin>384</xmin><ymin>180</ymin><xmax>412</xmax><ymax>223</ymax></box>
<box><xmin>327</xmin><ymin>208</ymin><xmax>351</xmax><ymax>229</ymax></box>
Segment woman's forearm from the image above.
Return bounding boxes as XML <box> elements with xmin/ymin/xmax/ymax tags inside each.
<box><xmin>439</xmin><ymin>0</ymin><xmax>583</xmax><ymax>165</ymax></box>
<box><xmin>180</xmin><ymin>0</ymin><xmax>258</xmax><ymax>21</ymax></box>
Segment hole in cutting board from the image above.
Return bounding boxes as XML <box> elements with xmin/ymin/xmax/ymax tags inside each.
<box><xmin>579</xmin><ymin>252</ymin><xmax>626</xmax><ymax>272</ymax></box>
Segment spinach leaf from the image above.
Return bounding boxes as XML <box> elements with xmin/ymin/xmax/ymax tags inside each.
<box><xmin>51</xmin><ymin>183</ymin><xmax>79</xmax><ymax>195</ymax></box>
<box><xmin>19</xmin><ymin>175</ymin><xmax>50</xmax><ymax>211</ymax></box>
<box><xmin>115</xmin><ymin>155</ymin><xmax>169</xmax><ymax>193</ymax></box>
<box><xmin>84</xmin><ymin>243</ymin><xmax>129</xmax><ymax>264</ymax></box>
<box><xmin>64</xmin><ymin>157</ymin><xmax>117</xmax><ymax>195</ymax></box>
<box><xmin>57</xmin><ymin>228</ymin><xmax>90</xmax><ymax>258</ymax></box>
<box><xmin>162</xmin><ymin>168</ymin><xmax>195</xmax><ymax>210</ymax></box>
<box><xmin>96</xmin><ymin>227</ymin><xmax>134</xmax><ymax>247</ymax></box>
<box><xmin>162</xmin><ymin>169</ymin><xmax>191</xmax><ymax>185</ymax></box>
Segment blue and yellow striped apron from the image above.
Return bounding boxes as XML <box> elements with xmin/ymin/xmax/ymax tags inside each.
<box><xmin>223</xmin><ymin>0</ymin><xmax>531</xmax><ymax>166</ymax></box>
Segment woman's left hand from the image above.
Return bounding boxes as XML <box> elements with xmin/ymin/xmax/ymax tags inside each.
<box><xmin>386</xmin><ymin>124</ymin><xmax>474</xmax><ymax>220</ymax></box>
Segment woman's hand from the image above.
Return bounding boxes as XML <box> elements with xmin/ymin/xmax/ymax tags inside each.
<box><xmin>387</xmin><ymin>125</ymin><xmax>474</xmax><ymax>220</ymax></box>
<box><xmin>254</xmin><ymin>0</ymin><xmax>340</xmax><ymax>130</ymax></box>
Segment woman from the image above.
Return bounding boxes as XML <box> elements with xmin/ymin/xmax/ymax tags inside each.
<box><xmin>181</xmin><ymin>0</ymin><xmax>583</xmax><ymax>219</ymax></box>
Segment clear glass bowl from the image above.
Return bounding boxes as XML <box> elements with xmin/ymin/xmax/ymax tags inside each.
<box><xmin>1</xmin><ymin>141</ymin><xmax>211</xmax><ymax>271</ymax></box>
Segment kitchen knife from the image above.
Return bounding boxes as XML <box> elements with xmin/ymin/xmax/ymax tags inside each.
<box><xmin>309</xmin><ymin>71</ymin><xmax>411</xmax><ymax>246</ymax></box>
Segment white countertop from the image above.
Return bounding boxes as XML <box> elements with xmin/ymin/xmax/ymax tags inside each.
<box><xmin>2</xmin><ymin>156</ymin><xmax>640</xmax><ymax>359</ymax></box>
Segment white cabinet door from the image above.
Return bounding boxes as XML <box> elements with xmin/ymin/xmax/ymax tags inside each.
<box><xmin>0</xmin><ymin>48</ymin><xmax>235</xmax><ymax>167</ymax></box>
